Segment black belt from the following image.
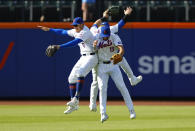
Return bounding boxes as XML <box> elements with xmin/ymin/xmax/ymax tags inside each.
<box><xmin>103</xmin><ymin>61</ymin><xmax>111</xmax><ymax>64</ymax></box>
<box><xmin>82</xmin><ymin>53</ymin><xmax>95</xmax><ymax>56</ymax></box>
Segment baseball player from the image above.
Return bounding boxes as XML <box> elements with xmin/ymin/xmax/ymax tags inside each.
<box><xmin>38</xmin><ymin>17</ymin><xmax>98</xmax><ymax>114</ymax></box>
<box><xmin>93</xmin><ymin>26</ymin><xmax>136</xmax><ymax>123</ymax></box>
<box><xmin>89</xmin><ymin>7</ymin><xmax>142</xmax><ymax>112</ymax></box>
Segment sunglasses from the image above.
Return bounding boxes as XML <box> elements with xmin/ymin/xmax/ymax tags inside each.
<box><xmin>73</xmin><ymin>25</ymin><xmax>78</xmax><ymax>27</ymax></box>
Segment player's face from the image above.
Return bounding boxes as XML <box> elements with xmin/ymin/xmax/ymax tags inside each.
<box><xmin>73</xmin><ymin>24</ymin><xmax>83</xmax><ymax>33</ymax></box>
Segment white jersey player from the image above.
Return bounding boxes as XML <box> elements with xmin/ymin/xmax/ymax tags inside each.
<box><xmin>89</xmin><ymin>7</ymin><xmax>142</xmax><ymax>112</ymax></box>
<box><xmin>94</xmin><ymin>26</ymin><xmax>136</xmax><ymax>122</ymax></box>
<box><xmin>38</xmin><ymin>17</ymin><xmax>98</xmax><ymax>114</ymax></box>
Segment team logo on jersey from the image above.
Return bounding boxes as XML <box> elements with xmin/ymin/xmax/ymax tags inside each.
<box><xmin>98</xmin><ymin>40</ymin><xmax>112</xmax><ymax>49</ymax></box>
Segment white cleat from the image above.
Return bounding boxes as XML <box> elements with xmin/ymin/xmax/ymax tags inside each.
<box><xmin>130</xmin><ymin>110</ymin><xmax>136</xmax><ymax>119</ymax></box>
<box><xmin>67</xmin><ymin>97</ymin><xmax>79</xmax><ymax>107</ymax></box>
<box><xmin>101</xmin><ymin>113</ymin><xmax>109</xmax><ymax>123</ymax></box>
<box><xmin>130</xmin><ymin>75</ymin><xmax>143</xmax><ymax>86</ymax></box>
<box><xmin>64</xmin><ymin>105</ymin><xmax>79</xmax><ymax>114</ymax></box>
<box><xmin>89</xmin><ymin>105</ymin><xmax>97</xmax><ymax>112</ymax></box>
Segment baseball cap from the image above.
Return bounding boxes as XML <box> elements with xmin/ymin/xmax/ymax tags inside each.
<box><xmin>100</xmin><ymin>26</ymin><xmax>111</xmax><ymax>38</ymax></box>
<box><xmin>101</xmin><ymin>22</ymin><xmax>110</xmax><ymax>27</ymax></box>
<box><xmin>71</xmin><ymin>17</ymin><xmax>84</xmax><ymax>26</ymax></box>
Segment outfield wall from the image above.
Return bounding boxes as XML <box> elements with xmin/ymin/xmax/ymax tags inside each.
<box><xmin>0</xmin><ymin>22</ymin><xmax>195</xmax><ymax>98</ymax></box>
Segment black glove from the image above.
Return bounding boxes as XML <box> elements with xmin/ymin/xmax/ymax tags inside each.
<box><xmin>45</xmin><ymin>45</ymin><xmax>58</xmax><ymax>57</ymax></box>
<box><xmin>108</xmin><ymin>6</ymin><xmax>121</xmax><ymax>16</ymax></box>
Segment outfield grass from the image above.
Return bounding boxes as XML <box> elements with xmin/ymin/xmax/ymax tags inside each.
<box><xmin>0</xmin><ymin>105</ymin><xmax>195</xmax><ymax>131</ymax></box>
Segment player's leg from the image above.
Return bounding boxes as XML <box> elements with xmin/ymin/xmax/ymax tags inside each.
<box><xmin>68</xmin><ymin>57</ymin><xmax>83</xmax><ymax>98</ymax></box>
<box><xmin>68</xmin><ymin>55</ymin><xmax>98</xmax><ymax>106</ymax></box>
<box><xmin>110</xmin><ymin>66</ymin><xmax>136</xmax><ymax>119</ymax></box>
<box><xmin>97</xmin><ymin>65</ymin><xmax>109</xmax><ymax>122</ymax></box>
<box><xmin>119</xmin><ymin>57</ymin><xmax>142</xmax><ymax>86</ymax></box>
<box><xmin>89</xmin><ymin>65</ymin><xmax>98</xmax><ymax>112</ymax></box>
<box><xmin>64</xmin><ymin>57</ymin><xmax>83</xmax><ymax>114</ymax></box>
<box><xmin>74</xmin><ymin>55</ymin><xmax>98</xmax><ymax>99</ymax></box>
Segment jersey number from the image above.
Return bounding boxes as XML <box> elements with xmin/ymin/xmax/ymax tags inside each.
<box><xmin>110</xmin><ymin>47</ymin><xmax>114</xmax><ymax>52</ymax></box>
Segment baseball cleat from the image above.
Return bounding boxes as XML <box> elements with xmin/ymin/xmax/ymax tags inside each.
<box><xmin>89</xmin><ymin>104</ymin><xmax>97</xmax><ymax>112</ymax></box>
<box><xmin>64</xmin><ymin>105</ymin><xmax>79</xmax><ymax>114</ymax></box>
<box><xmin>130</xmin><ymin>110</ymin><xmax>136</xmax><ymax>119</ymax></box>
<box><xmin>130</xmin><ymin>75</ymin><xmax>143</xmax><ymax>86</ymax></box>
<box><xmin>67</xmin><ymin>97</ymin><xmax>79</xmax><ymax>107</ymax></box>
<box><xmin>101</xmin><ymin>113</ymin><xmax>109</xmax><ymax>123</ymax></box>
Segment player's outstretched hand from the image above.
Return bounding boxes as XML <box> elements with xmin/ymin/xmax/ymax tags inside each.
<box><xmin>124</xmin><ymin>7</ymin><xmax>132</xmax><ymax>16</ymax></box>
<box><xmin>37</xmin><ymin>26</ymin><xmax>50</xmax><ymax>31</ymax></box>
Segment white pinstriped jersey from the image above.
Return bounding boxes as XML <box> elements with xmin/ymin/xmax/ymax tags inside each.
<box><xmin>95</xmin><ymin>33</ymin><xmax>122</xmax><ymax>62</ymax></box>
<box><xmin>67</xmin><ymin>25</ymin><xmax>95</xmax><ymax>54</ymax></box>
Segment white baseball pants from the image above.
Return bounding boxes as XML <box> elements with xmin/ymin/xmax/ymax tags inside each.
<box><xmin>97</xmin><ymin>63</ymin><xmax>134</xmax><ymax>114</ymax></box>
<box><xmin>89</xmin><ymin>57</ymin><xmax>135</xmax><ymax>107</ymax></box>
<box><xmin>68</xmin><ymin>54</ymin><xmax>98</xmax><ymax>84</ymax></box>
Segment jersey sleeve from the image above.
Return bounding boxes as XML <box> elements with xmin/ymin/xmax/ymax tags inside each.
<box><xmin>67</xmin><ymin>29</ymin><xmax>75</xmax><ymax>37</ymax></box>
<box><xmin>110</xmin><ymin>19</ymin><xmax>126</xmax><ymax>34</ymax></box>
<box><xmin>90</xmin><ymin>25</ymin><xmax>99</xmax><ymax>37</ymax></box>
<box><xmin>50</xmin><ymin>28</ymin><xmax>70</xmax><ymax>37</ymax></box>
<box><xmin>110</xmin><ymin>24</ymin><xmax>118</xmax><ymax>34</ymax></box>
<box><xmin>113</xmin><ymin>34</ymin><xmax>123</xmax><ymax>46</ymax></box>
<box><xmin>59</xmin><ymin>38</ymin><xmax>83</xmax><ymax>48</ymax></box>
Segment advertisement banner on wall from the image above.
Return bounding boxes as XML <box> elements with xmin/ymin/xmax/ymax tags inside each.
<box><xmin>0</xmin><ymin>25</ymin><xmax>195</xmax><ymax>98</ymax></box>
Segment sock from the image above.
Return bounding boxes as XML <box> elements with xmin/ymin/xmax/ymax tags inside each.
<box><xmin>69</xmin><ymin>83</ymin><xmax>76</xmax><ymax>99</ymax></box>
<box><xmin>75</xmin><ymin>77</ymin><xmax>85</xmax><ymax>99</ymax></box>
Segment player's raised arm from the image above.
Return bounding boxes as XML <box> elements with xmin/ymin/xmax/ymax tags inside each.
<box><xmin>92</xmin><ymin>9</ymin><xmax>109</xmax><ymax>27</ymax></box>
<box><xmin>119</xmin><ymin>6</ymin><xmax>132</xmax><ymax>28</ymax></box>
<box><xmin>90</xmin><ymin>9</ymin><xmax>109</xmax><ymax>37</ymax></box>
<box><xmin>110</xmin><ymin>7</ymin><xmax>132</xmax><ymax>33</ymax></box>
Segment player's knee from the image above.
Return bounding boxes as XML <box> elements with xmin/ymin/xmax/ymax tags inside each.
<box><xmin>76</xmin><ymin>72</ymin><xmax>85</xmax><ymax>78</ymax></box>
<box><xmin>68</xmin><ymin>76</ymin><xmax>77</xmax><ymax>83</ymax></box>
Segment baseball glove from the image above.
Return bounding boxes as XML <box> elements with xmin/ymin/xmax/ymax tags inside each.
<box><xmin>108</xmin><ymin>6</ymin><xmax>121</xmax><ymax>16</ymax></box>
<box><xmin>110</xmin><ymin>54</ymin><xmax>123</xmax><ymax>64</ymax></box>
<box><xmin>45</xmin><ymin>45</ymin><xmax>58</xmax><ymax>57</ymax></box>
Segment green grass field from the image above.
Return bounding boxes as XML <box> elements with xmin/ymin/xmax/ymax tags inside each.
<box><xmin>0</xmin><ymin>105</ymin><xmax>195</xmax><ymax>131</ymax></box>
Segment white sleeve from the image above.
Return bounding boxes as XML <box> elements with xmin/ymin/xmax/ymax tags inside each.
<box><xmin>110</xmin><ymin>24</ymin><xmax>118</xmax><ymax>34</ymax></box>
<box><xmin>113</xmin><ymin>34</ymin><xmax>123</xmax><ymax>46</ymax></box>
<box><xmin>90</xmin><ymin>26</ymin><xmax>99</xmax><ymax>37</ymax></box>
<box><xmin>67</xmin><ymin>29</ymin><xmax>75</xmax><ymax>37</ymax></box>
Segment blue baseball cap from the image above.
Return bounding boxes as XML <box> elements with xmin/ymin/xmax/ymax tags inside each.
<box><xmin>101</xmin><ymin>22</ymin><xmax>110</xmax><ymax>27</ymax></box>
<box><xmin>100</xmin><ymin>26</ymin><xmax>111</xmax><ymax>38</ymax></box>
<box><xmin>71</xmin><ymin>17</ymin><xmax>84</xmax><ymax>26</ymax></box>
